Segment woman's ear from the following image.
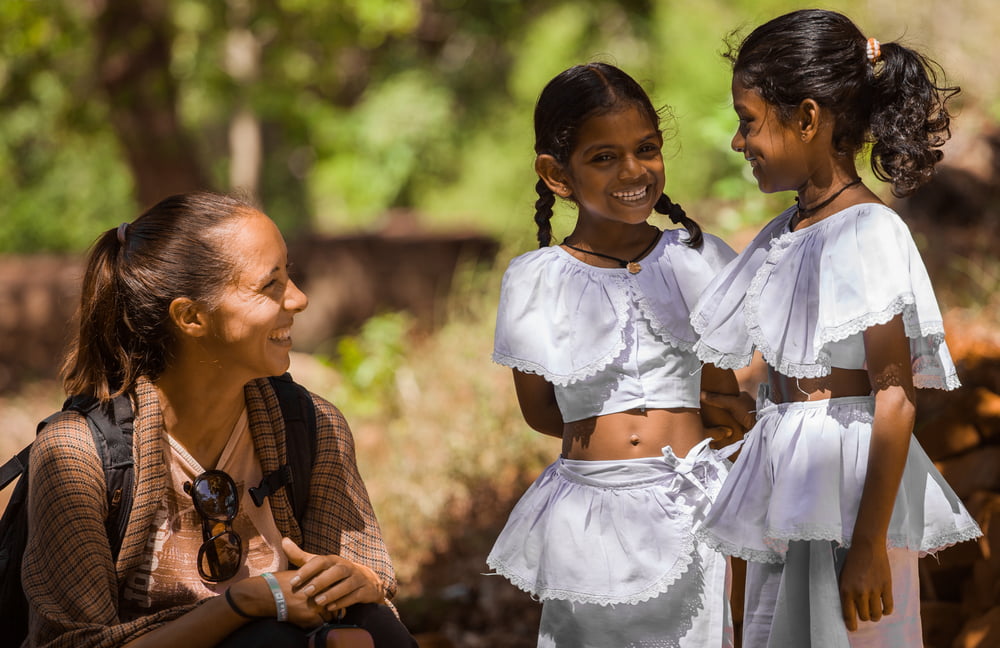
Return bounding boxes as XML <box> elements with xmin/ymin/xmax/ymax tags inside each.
<box><xmin>535</xmin><ymin>155</ymin><xmax>573</xmax><ymax>198</ymax></box>
<box><xmin>168</xmin><ymin>297</ymin><xmax>209</xmax><ymax>338</ymax></box>
<box><xmin>797</xmin><ymin>98</ymin><xmax>822</xmax><ymax>142</ymax></box>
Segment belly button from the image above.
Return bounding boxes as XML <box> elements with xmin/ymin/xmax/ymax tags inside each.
<box><xmin>629</xmin><ymin>434</ymin><xmax>640</xmax><ymax>446</ymax></box>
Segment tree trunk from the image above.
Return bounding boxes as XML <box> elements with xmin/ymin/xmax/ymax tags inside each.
<box><xmin>94</xmin><ymin>0</ymin><xmax>210</xmax><ymax>209</ymax></box>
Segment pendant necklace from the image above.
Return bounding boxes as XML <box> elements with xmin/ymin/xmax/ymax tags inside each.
<box><xmin>791</xmin><ymin>177</ymin><xmax>861</xmax><ymax>230</ymax></box>
<box><xmin>561</xmin><ymin>229</ymin><xmax>662</xmax><ymax>274</ymax></box>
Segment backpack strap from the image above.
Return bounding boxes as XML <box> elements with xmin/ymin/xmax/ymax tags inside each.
<box><xmin>0</xmin><ymin>446</ymin><xmax>31</xmax><ymax>492</ymax></box>
<box><xmin>249</xmin><ymin>373</ymin><xmax>317</xmax><ymax>523</ymax></box>
<box><xmin>61</xmin><ymin>394</ymin><xmax>136</xmax><ymax>561</ymax></box>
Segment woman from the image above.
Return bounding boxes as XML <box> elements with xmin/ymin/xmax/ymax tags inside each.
<box><xmin>21</xmin><ymin>192</ymin><xmax>416</xmax><ymax>647</ymax></box>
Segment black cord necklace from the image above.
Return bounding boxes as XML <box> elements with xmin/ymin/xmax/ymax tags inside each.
<box><xmin>561</xmin><ymin>229</ymin><xmax>662</xmax><ymax>274</ymax></box>
<box><xmin>792</xmin><ymin>178</ymin><xmax>862</xmax><ymax>230</ymax></box>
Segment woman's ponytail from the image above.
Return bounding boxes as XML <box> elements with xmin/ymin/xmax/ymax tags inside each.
<box><xmin>534</xmin><ymin>179</ymin><xmax>556</xmax><ymax>248</ymax></box>
<box><xmin>655</xmin><ymin>193</ymin><xmax>702</xmax><ymax>248</ymax></box>
<box><xmin>61</xmin><ymin>228</ymin><xmax>131</xmax><ymax>400</ymax></box>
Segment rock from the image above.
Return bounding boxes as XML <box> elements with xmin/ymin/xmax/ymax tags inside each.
<box><xmin>917</xmin><ymin>417</ymin><xmax>982</xmax><ymax>462</ymax></box>
<box><xmin>951</xmin><ymin>605</ymin><xmax>1000</xmax><ymax>648</ymax></box>
<box><xmin>936</xmin><ymin>447</ymin><xmax>1000</xmax><ymax>500</ymax></box>
<box><xmin>922</xmin><ymin>601</ymin><xmax>965</xmax><ymax>648</ymax></box>
<box><xmin>972</xmin><ymin>387</ymin><xmax>1000</xmax><ymax>442</ymax></box>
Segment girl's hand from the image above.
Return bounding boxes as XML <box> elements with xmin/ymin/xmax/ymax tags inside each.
<box><xmin>283</xmin><ymin>537</ymin><xmax>386</xmax><ymax>614</ymax></box>
<box><xmin>700</xmin><ymin>390</ymin><xmax>756</xmax><ymax>438</ymax></box>
<box><xmin>838</xmin><ymin>540</ymin><xmax>893</xmax><ymax>632</ymax></box>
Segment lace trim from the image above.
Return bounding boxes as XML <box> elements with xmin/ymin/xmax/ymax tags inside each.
<box><xmin>744</xmin><ymin>243</ymin><xmax>954</xmax><ymax>382</ymax></box>
<box><xmin>690</xmin><ymin>340</ymin><xmax>752</xmax><ymax>371</ymax></box>
<box><xmin>693</xmin><ymin>528</ymin><xmax>785</xmax><ymax>564</ymax></box>
<box><xmin>486</xmin><ymin>536</ymin><xmax>697</xmax><ymax>606</ymax></box>
<box><xmin>695</xmin><ymin>522</ymin><xmax>982</xmax><ymax>564</ymax></box>
<box><xmin>916</xmin><ymin>524</ymin><xmax>983</xmax><ymax>556</ymax></box>
<box><xmin>632</xmin><ymin>284</ymin><xmax>696</xmax><ymax>353</ymax></box>
<box><xmin>492</xmin><ymin>275</ymin><xmax>630</xmax><ymax>387</ymax></box>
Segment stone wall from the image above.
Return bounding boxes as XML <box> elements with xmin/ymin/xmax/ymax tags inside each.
<box><xmin>0</xmin><ymin>231</ymin><xmax>498</xmax><ymax>393</ymax></box>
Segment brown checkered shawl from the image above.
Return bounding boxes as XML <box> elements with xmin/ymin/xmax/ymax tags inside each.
<box><xmin>20</xmin><ymin>376</ymin><xmax>396</xmax><ymax>648</ymax></box>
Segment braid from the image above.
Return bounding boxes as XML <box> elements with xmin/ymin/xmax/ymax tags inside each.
<box><xmin>655</xmin><ymin>193</ymin><xmax>702</xmax><ymax>248</ymax></box>
<box><xmin>534</xmin><ymin>179</ymin><xmax>556</xmax><ymax>248</ymax></box>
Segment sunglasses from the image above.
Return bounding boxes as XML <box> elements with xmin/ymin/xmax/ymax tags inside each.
<box><xmin>183</xmin><ymin>469</ymin><xmax>244</xmax><ymax>582</ymax></box>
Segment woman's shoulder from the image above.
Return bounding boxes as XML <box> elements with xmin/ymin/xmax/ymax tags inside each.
<box><xmin>32</xmin><ymin>409</ymin><xmax>97</xmax><ymax>457</ymax></box>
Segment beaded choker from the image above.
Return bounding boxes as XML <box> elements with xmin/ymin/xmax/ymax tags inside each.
<box><xmin>561</xmin><ymin>230</ymin><xmax>662</xmax><ymax>274</ymax></box>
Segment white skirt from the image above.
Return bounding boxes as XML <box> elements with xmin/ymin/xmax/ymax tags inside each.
<box><xmin>488</xmin><ymin>439</ymin><xmax>736</xmax><ymax>647</ymax></box>
<box><xmin>696</xmin><ymin>387</ymin><xmax>981</xmax><ymax>564</ymax></box>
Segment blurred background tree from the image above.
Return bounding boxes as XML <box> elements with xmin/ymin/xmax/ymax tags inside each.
<box><xmin>1</xmin><ymin>0</ymin><xmax>997</xmax><ymax>252</ymax></box>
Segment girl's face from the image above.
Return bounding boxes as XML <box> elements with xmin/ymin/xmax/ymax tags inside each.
<box><xmin>563</xmin><ymin>105</ymin><xmax>665</xmax><ymax>227</ymax></box>
<box><xmin>201</xmin><ymin>210</ymin><xmax>308</xmax><ymax>381</ymax></box>
<box><xmin>731</xmin><ymin>79</ymin><xmax>811</xmax><ymax>194</ymax></box>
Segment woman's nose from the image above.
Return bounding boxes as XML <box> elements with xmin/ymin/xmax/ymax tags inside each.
<box><xmin>285</xmin><ymin>279</ymin><xmax>309</xmax><ymax>313</ymax></box>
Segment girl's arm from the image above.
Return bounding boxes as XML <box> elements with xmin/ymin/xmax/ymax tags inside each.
<box><xmin>839</xmin><ymin>314</ymin><xmax>916</xmax><ymax>631</ymax></box>
<box><xmin>512</xmin><ymin>370</ymin><xmax>564</xmax><ymax>438</ymax></box>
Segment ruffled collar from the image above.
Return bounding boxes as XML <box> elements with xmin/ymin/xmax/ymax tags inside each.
<box><xmin>691</xmin><ymin>203</ymin><xmax>959</xmax><ymax>389</ymax></box>
<box><xmin>493</xmin><ymin>230</ymin><xmax>734</xmax><ymax>386</ymax></box>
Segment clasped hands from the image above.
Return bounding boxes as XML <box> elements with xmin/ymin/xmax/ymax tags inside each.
<box><xmin>266</xmin><ymin>537</ymin><xmax>385</xmax><ymax>628</ymax></box>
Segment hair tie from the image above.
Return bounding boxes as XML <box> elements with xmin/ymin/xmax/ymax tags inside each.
<box><xmin>866</xmin><ymin>37</ymin><xmax>881</xmax><ymax>64</ymax></box>
<box><xmin>116</xmin><ymin>222</ymin><xmax>129</xmax><ymax>244</ymax></box>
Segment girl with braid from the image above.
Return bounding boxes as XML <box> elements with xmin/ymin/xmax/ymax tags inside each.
<box><xmin>691</xmin><ymin>10</ymin><xmax>981</xmax><ymax>646</ymax></box>
<box><xmin>487</xmin><ymin>62</ymin><xmax>743</xmax><ymax>647</ymax></box>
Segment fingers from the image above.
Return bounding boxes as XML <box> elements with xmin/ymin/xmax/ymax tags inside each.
<box><xmin>841</xmin><ymin>594</ymin><xmax>859</xmax><ymax>633</ymax></box>
<box><xmin>841</xmin><ymin>583</ymin><xmax>894</xmax><ymax>632</ymax></box>
<box><xmin>705</xmin><ymin>426</ymin><xmax>734</xmax><ymax>443</ymax></box>
<box><xmin>882</xmin><ymin>583</ymin><xmax>894</xmax><ymax>617</ymax></box>
<box><xmin>282</xmin><ymin>537</ymin><xmax>315</xmax><ymax>568</ymax></box>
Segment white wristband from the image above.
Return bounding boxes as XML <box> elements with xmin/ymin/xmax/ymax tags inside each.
<box><xmin>260</xmin><ymin>572</ymin><xmax>288</xmax><ymax>622</ymax></box>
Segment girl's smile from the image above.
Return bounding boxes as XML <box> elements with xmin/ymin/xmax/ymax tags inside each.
<box><xmin>561</xmin><ymin>105</ymin><xmax>665</xmax><ymax>226</ymax></box>
<box><xmin>730</xmin><ymin>79</ymin><xmax>811</xmax><ymax>195</ymax></box>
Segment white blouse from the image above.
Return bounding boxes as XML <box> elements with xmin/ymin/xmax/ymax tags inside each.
<box><xmin>691</xmin><ymin>203</ymin><xmax>960</xmax><ymax>390</ymax></box>
<box><xmin>493</xmin><ymin>229</ymin><xmax>737</xmax><ymax>422</ymax></box>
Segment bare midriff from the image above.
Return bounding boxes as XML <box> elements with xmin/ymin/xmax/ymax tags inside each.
<box><xmin>768</xmin><ymin>367</ymin><xmax>871</xmax><ymax>404</ymax></box>
<box><xmin>561</xmin><ymin>408</ymin><xmax>705</xmax><ymax>461</ymax></box>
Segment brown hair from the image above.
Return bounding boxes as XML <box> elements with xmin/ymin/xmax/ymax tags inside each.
<box><xmin>61</xmin><ymin>191</ymin><xmax>259</xmax><ymax>401</ymax></box>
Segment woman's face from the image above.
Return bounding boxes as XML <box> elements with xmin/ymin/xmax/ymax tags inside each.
<box><xmin>562</xmin><ymin>105</ymin><xmax>665</xmax><ymax>227</ymax></box>
<box><xmin>202</xmin><ymin>210</ymin><xmax>308</xmax><ymax>381</ymax></box>
<box><xmin>730</xmin><ymin>79</ymin><xmax>811</xmax><ymax>194</ymax></box>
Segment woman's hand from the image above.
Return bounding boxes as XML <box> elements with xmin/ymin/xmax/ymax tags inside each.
<box><xmin>283</xmin><ymin>537</ymin><xmax>385</xmax><ymax>616</ymax></box>
<box><xmin>838</xmin><ymin>539</ymin><xmax>893</xmax><ymax>631</ymax></box>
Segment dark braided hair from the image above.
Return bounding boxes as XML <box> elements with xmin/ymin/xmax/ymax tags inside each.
<box><xmin>532</xmin><ymin>62</ymin><xmax>702</xmax><ymax>247</ymax></box>
<box><xmin>726</xmin><ymin>9</ymin><xmax>959</xmax><ymax>197</ymax></box>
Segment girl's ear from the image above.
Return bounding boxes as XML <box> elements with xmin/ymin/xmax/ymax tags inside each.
<box><xmin>797</xmin><ymin>98</ymin><xmax>822</xmax><ymax>143</ymax></box>
<box><xmin>535</xmin><ymin>154</ymin><xmax>573</xmax><ymax>198</ymax></box>
<box><xmin>168</xmin><ymin>297</ymin><xmax>209</xmax><ymax>338</ymax></box>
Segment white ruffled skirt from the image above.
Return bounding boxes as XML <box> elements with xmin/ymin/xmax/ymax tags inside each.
<box><xmin>488</xmin><ymin>439</ymin><xmax>735</xmax><ymax>647</ymax></box>
<box><xmin>696</xmin><ymin>387</ymin><xmax>981</xmax><ymax>564</ymax></box>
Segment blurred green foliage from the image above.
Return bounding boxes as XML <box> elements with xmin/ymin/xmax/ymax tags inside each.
<box><xmin>0</xmin><ymin>0</ymin><xmax>995</xmax><ymax>252</ymax></box>
<box><xmin>321</xmin><ymin>311</ymin><xmax>414</xmax><ymax>419</ymax></box>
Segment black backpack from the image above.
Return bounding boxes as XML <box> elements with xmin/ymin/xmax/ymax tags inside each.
<box><xmin>0</xmin><ymin>372</ymin><xmax>316</xmax><ymax>643</ymax></box>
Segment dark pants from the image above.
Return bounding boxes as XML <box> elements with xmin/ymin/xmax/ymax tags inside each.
<box><xmin>216</xmin><ymin>603</ymin><xmax>417</xmax><ymax>648</ymax></box>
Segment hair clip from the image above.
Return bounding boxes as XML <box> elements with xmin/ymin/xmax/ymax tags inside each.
<box><xmin>866</xmin><ymin>37</ymin><xmax>881</xmax><ymax>64</ymax></box>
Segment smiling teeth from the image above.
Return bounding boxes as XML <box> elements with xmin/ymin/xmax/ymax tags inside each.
<box><xmin>269</xmin><ymin>328</ymin><xmax>291</xmax><ymax>342</ymax></box>
<box><xmin>614</xmin><ymin>187</ymin><xmax>648</xmax><ymax>201</ymax></box>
